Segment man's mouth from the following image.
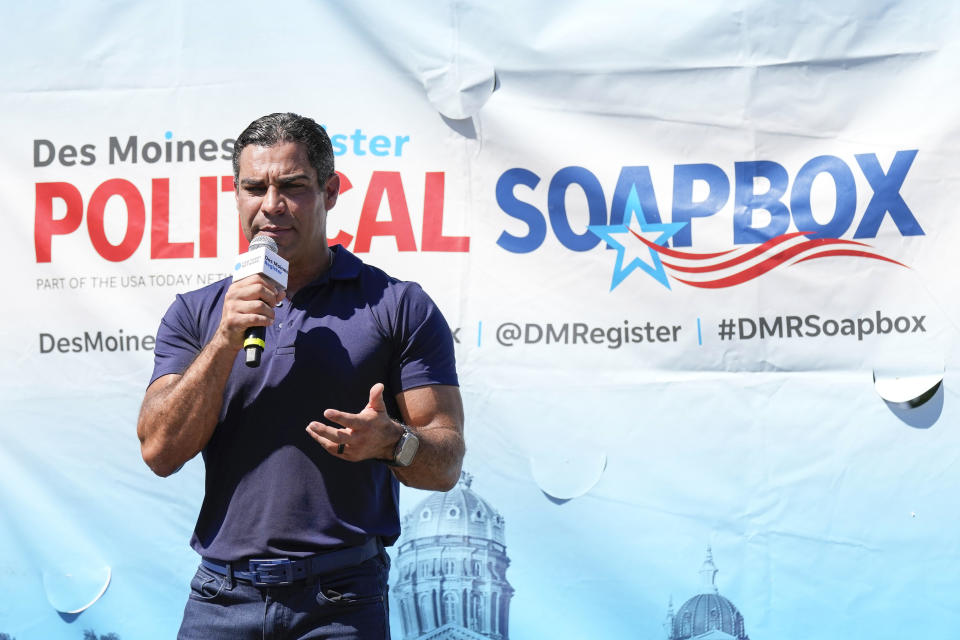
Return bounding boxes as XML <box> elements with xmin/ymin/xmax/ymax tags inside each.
<box><xmin>258</xmin><ymin>227</ymin><xmax>293</xmax><ymax>238</ymax></box>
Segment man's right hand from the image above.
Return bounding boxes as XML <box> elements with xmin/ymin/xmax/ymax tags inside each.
<box><xmin>215</xmin><ymin>275</ymin><xmax>286</xmax><ymax>350</ymax></box>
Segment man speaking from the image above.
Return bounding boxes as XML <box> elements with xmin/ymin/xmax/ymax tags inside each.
<box><xmin>137</xmin><ymin>112</ymin><xmax>464</xmax><ymax>639</ymax></box>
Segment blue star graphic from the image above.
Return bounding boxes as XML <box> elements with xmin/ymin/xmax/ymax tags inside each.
<box><xmin>588</xmin><ymin>188</ymin><xmax>687</xmax><ymax>291</ymax></box>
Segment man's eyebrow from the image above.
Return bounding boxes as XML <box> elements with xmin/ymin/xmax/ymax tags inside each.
<box><xmin>239</xmin><ymin>173</ymin><xmax>311</xmax><ymax>188</ymax></box>
<box><xmin>278</xmin><ymin>173</ymin><xmax>311</xmax><ymax>185</ymax></box>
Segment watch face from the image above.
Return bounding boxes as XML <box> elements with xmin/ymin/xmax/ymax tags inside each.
<box><xmin>395</xmin><ymin>431</ymin><xmax>420</xmax><ymax>467</ymax></box>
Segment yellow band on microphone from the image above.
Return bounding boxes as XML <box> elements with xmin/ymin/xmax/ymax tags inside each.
<box><xmin>243</xmin><ymin>337</ymin><xmax>266</xmax><ymax>349</ymax></box>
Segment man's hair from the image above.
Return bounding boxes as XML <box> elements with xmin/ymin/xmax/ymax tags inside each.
<box><xmin>232</xmin><ymin>112</ymin><xmax>335</xmax><ymax>186</ymax></box>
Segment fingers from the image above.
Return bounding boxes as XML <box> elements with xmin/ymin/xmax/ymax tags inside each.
<box><xmin>306</xmin><ymin>420</ymin><xmax>355</xmax><ymax>459</ymax></box>
<box><xmin>229</xmin><ymin>276</ymin><xmax>285</xmax><ymax>308</ymax></box>
<box><xmin>217</xmin><ymin>275</ymin><xmax>286</xmax><ymax>346</ymax></box>
<box><xmin>309</xmin><ymin>382</ymin><xmax>399</xmax><ymax>462</ymax></box>
<box><xmin>306</xmin><ymin>420</ymin><xmax>385</xmax><ymax>462</ymax></box>
<box><xmin>323</xmin><ymin>407</ymin><xmax>374</xmax><ymax>431</ymax></box>
<box><xmin>322</xmin><ymin>383</ymin><xmax>386</xmax><ymax>429</ymax></box>
<box><xmin>367</xmin><ymin>382</ymin><xmax>386</xmax><ymax>413</ymax></box>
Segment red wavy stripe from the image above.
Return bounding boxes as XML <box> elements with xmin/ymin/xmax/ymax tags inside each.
<box><xmin>793</xmin><ymin>249</ymin><xmax>907</xmax><ymax>268</ymax></box>
<box><xmin>671</xmin><ymin>238</ymin><xmax>898</xmax><ymax>288</ymax></box>
<box><xmin>633</xmin><ymin>231</ymin><xmax>809</xmax><ymax>270</ymax></box>
<box><xmin>660</xmin><ymin>237</ymin><xmax>873</xmax><ymax>274</ymax></box>
<box><xmin>627</xmin><ymin>230</ymin><xmax>737</xmax><ymax>260</ymax></box>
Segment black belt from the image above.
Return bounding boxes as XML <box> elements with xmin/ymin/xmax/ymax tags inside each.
<box><xmin>201</xmin><ymin>538</ymin><xmax>381</xmax><ymax>587</ymax></box>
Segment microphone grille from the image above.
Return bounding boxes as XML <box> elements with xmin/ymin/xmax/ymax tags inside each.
<box><xmin>248</xmin><ymin>235</ymin><xmax>278</xmax><ymax>253</ymax></box>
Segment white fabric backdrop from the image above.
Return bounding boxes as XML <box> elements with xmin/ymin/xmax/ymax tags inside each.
<box><xmin>3</xmin><ymin>1</ymin><xmax>959</xmax><ymax>638</ymax></box>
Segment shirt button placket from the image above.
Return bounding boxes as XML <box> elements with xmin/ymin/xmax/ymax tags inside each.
<box><xmin>276</xmin><ymin>302</ymin><xmax>295</xmax><ymax>346</ymax></box>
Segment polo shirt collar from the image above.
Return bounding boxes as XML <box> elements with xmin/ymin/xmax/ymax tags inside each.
<box><xmin>296</xmin><ymin>244</ymin><xmax>363</xmax><ymax>293</ymax></box>
<box><xmin>328</xmin><ymin>244</ymin><xmax>363</xmax><ymax>281</ymax></box>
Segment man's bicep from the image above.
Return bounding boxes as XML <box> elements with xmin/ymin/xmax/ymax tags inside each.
<box><xmin>137</xmin><ymin>373</ymin><xmax>182</xmax><ymax>445</ymax></box>
<box><xmin>140</xmin><ymin>373</ymin><xmax>182</xmax><ymax>421</ymax></box>
<box><xmin>392</xmin><ymin>284</ymin><xmax>459</xmax><ymax>391</ymax></box>
<box><xmin>145</xmin><ymin>372</ymin><xmax>182</xmax><ymax>399</ymax></box>
<box><xmin>395</xmin><ymin>384</ymin><xmax>464</xmax><ymax>432</ymax></box>
<box><xmin>149</xmin><ymin>292</ymin><xmax>207</xmax><ymax>386</ymax></box>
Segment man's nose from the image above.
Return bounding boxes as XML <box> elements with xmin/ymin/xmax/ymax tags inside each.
<box><xmin>261</xmin><ymin>185</ymin><xmax>285</xmax><ymax>214</ymax></box>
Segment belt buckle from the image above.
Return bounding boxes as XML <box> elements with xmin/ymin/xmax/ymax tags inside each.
<box><xmin>248</xmin><ymin>558</ymin><xmax>294</xmax><ymax>586</ymax></box>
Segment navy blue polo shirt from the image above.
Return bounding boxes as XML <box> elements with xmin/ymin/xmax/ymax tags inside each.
<box><xmin>150</xmin><ymin>246</ymin><xmax>458</xmax><ymax>561</ymax></box>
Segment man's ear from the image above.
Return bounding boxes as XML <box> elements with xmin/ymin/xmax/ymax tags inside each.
<box><xmin>323</xmin><ymin>173</ymin><xmax>340</xmax><ymax>210</ymax></box>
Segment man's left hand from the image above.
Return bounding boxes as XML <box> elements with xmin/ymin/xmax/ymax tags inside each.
<box><xmin>306</xmin><ymin>383</ymin><xmax>402</xmax><ymax>462</ymax></box>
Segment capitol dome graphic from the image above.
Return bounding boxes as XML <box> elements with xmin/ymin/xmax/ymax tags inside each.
<box><xmin>665</xmin><ymin>547</ymin><xmax>750</xmax><ymax>640</ymax></box>
<box><xmin>392</xmin><ymin>472</ymin><xmax>514</xmax><ymax>640</ymax></box>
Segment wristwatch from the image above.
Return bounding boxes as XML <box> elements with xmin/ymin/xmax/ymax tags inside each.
<box><xmin>388</xmin><ymin>423</ymin><xmax>420</xmax><ymax>467</ymax></box>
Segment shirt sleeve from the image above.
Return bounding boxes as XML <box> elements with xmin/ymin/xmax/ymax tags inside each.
<box><xmin>389</xmin><ymin>283</ymin><xmax>459</xmax><ymax>392</ymax></box>
<box><xmin>148</xmin><ymin>293</ymin><xmax>205</xmax><ymax>386</ymax></box>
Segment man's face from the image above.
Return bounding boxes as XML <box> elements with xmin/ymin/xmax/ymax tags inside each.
<box><xmin>235</xmin><ymin>141</ymin><xmax>338</xmax><ymax>270</ymax></box>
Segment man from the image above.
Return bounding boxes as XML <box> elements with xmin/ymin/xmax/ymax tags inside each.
<box><xmin>137</xmin><ymin>112</ymin><xmax>464</xmax><ymax>639</ymax></box>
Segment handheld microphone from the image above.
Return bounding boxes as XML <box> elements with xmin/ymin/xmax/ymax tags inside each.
<box><xmin>232</xmin><ymin>235</ymin><xmax>289</xmax><ymax>368</ymax></box>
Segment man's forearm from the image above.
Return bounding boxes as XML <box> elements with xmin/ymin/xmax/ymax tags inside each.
<box><xmin>137</xmin><ymin>334</ymin><xmax>238</xmax><ymax>476</ymax></box>
<box><xmin>391</xmin><ymin>424</ymin><xmax>465</xmax><ymax>491</ymax></box>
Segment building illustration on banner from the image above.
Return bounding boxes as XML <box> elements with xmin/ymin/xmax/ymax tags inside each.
<box><xmin>665</xmin><ymin>548</ymin><xmax>750</xmax><ymax>640</ymax></box>
<box><xmin>392</xmin><ymin>472</ymin><xmax>513</xmax><ymax>639</ymax></box>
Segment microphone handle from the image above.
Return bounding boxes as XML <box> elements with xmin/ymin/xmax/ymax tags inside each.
<box><xmin>243</xmin><ymin>326</ymin><xmax>266</xmax><ymax>367</ymax></box>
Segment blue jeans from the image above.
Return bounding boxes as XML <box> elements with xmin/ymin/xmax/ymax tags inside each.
<box><xmin>177</xmin><ymin>551</ymin><xmax>391</xmax><ymax>639</ymax></box>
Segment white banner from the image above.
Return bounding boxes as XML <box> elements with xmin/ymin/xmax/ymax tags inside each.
<box><xmin>3</xmin><ymin>2</ymin><xmax>960</xmax><ymax>638</ymax></box>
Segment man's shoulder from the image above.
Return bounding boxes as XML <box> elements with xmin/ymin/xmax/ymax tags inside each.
<box><xmin>336</xmin><ymin>248</ymin><xmax>425</xmax><ymax>305</ymax></box>
<box><xmin>163</xmin><ymin>276</ymin><xmax>231</xmax><ymax>319</ymax></box>
<box><xmin>185</xmin><ymin>276</ymin><xmax>233</xmax><ymax>297</ymax></box>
